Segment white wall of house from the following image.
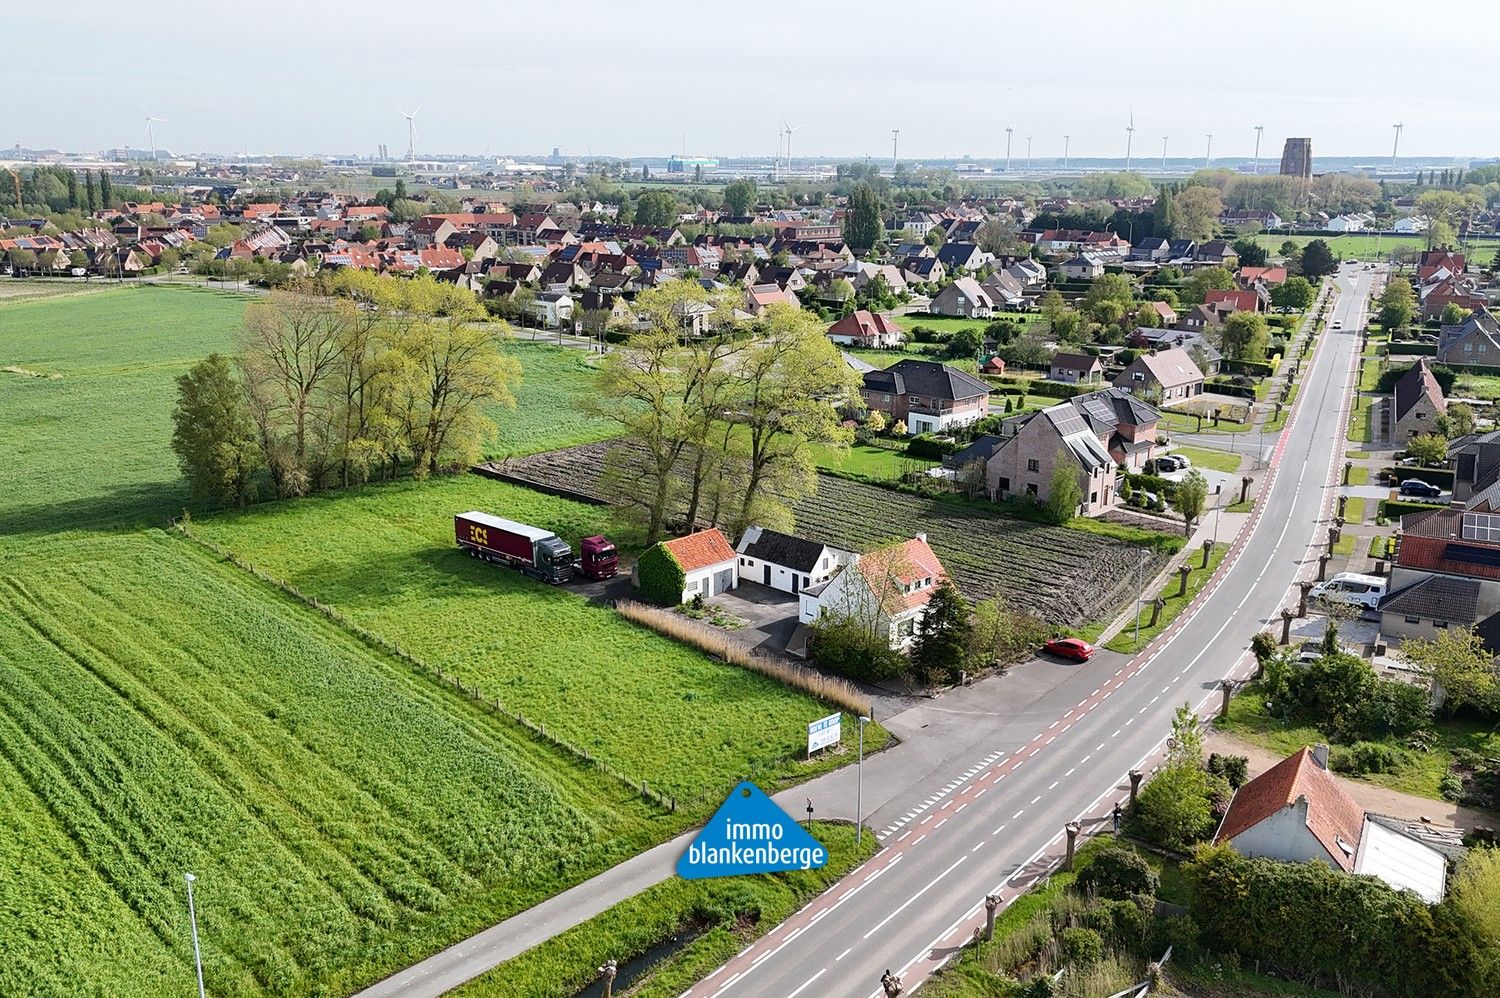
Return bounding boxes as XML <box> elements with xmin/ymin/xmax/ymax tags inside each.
<box><xmin>1228</xmin><ymin>799</ymin><xmax>1342</xmax><ymax>868</ymax></box>
<box><xmin>680</xmin><ymin>560</ymin><xmax>738</xmax><ymax>602</ymax></box>
<box><xmin>737</xmin><ymin>550</ymin><xmax>844</xmax><ymax>594</ymax></box>
<box><xmin>797</xmin><ymin>561</ymin><xmax>928</xmax><ymax>650</ymax></box>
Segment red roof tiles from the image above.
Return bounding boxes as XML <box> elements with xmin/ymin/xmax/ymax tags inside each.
<box><xmin>662</xmin><ymin>528</ymin><xmax>737</xmax><ymax>573</ymax></box>
<box><xmin>1216</xmin><ymin>747</ymin><xmax>1366</xmax><ymax>870</ymax></box>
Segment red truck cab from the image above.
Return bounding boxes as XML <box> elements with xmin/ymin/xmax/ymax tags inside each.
<box><xmin>579</xmin><ymin>535</ymin><xmax>619</xmax><ymax>579</ymax></box>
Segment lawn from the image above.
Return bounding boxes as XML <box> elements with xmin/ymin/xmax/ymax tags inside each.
<box><xmin>1253</xmin><ymin>233</ymin><xmax>1427</xmax><ymax>261</ymax></box>
<box><xmin>1173</xmin><ymin>444</ymin><xmax>1241</xmax><ymax>474</ymax></box>
<box><xmin>810</xmin><ymin>441</ymin><xmax>929</xmax><ymax>480</ymax></box>
<box><xmin>1348</xmin><ymin>464</ymin><xmax>1370</xmax><ymax>486</ymax></box>
<box><xmin>1221</xmin><ymin>683</ymin><xmax>1500</xmax><ymax>800</ymax></box>
<box><xmin>191</xmin><ymin>475</ymin><xmax>882</xmax><ymax>808</ymax></box>
<box><xmin>451</xmin><ymin>822</ymin><xmax>875</xmax><ymax>998</ymax></box>
<box><xmin>1159</xmin><ymin>409</ymin><xmax>1254</xmax><ymax>435</ymax></box>
<box><xmin>1358</xmin><ymin>357</ymin><xmax>1382</xmax><ymax>392</ymax></box>
<box><xmin>0</xmin><ymin>531</ymin><xmax>666</xmax><ymax>997</ymax></box>
<box><xmin>1347</xmin><ymin>396</ymin><xmax>1375</xmax><ymax>444</ymax></box>
<box><xmin>1099</xmin><ymin>542</ymin><xmax>1230</xmax><ymax>655</ymax></box>
<box><xmin>1343</xmin><ymin>496</ymin><xmax>1367</xmax><ymax>525</ymax></box>
<box><xmin>1454</xmin><ymin>372</ymin><xmax>1500</xmax><ymax>402</ymax></box>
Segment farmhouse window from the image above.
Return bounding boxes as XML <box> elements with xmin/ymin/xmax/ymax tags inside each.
<box><xmin>1027</xmin><ymin>459</ymin><xmax>1040</xmax><ymax>472</ymax></box>
<box><xmin>1405</xmin><ymin>616</ymin><xmax>1421</xmax><ymax>624</ymax></box>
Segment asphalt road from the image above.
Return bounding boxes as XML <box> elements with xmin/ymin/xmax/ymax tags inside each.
<box><xmin>684</xmin><ymin>266</ymin><xmax>1375</xmax><ymax>998</ymax></box>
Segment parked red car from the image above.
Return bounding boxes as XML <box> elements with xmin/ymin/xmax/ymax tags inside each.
<box><xmin>1042</xmin><ymin>637</ymin><xmax>1095</xmax><ymax>662</ymax></box>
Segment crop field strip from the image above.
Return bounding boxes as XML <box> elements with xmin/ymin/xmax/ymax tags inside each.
<box><xmin>497</xmin><ymin>442</ymin><xmax>1162</xmax><ymax>625</ymax></box>
<box><xmin>0</xmin><ymin>532</ymin><xmax>667</xmax><ymax>995</ymax></box>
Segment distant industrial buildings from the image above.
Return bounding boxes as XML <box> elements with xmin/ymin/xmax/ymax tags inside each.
<box><xmin>667</xmin><ymin>155</ymin><xmax>718</xmax><ymax>173</ymax></box>
<box><xmin>1280</xmin><ymin>138</ymin><xmax>1312</xmax><ymax>179</ymax></box>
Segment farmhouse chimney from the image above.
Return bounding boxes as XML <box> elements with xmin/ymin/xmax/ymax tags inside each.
<box><xmin>1311</xmin><ymin>744</ymin><xmax>1329</xmax><ymax>769</ymax></box>
<box><xmin>915</xmin><ymin>532</ymin><xmax>927</xmax><ymax>543</ymax></box>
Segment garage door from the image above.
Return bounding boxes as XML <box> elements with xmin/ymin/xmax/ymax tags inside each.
<box><xmin>713</xmin><ymin>568</ymin><xmax>734</xmax><ymax>595</ymax></box>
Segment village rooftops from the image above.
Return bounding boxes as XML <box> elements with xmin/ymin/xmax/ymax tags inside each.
<box><xmin>862</xmin><ymin>358</ymin><xmax>991</xmax><ymax>402</ymax></box>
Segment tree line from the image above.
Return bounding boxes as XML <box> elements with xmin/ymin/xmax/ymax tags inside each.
<box><xmin>172</xmin><ymin>272</ymin><xmax>519</xmax><ymax>506</ymax></box>
<box><xmin>592</xmin><ymin>282</ymin><xmax>860</xmax><ymax>544</ymax></box>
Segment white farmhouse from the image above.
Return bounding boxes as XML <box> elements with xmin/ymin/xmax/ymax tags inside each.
<box><xmin>736</xmin><ymin>526</ymin><xmax>852</xmax><ymax>595</ymax></box>
<box><xmin>798</xmin><ymin>535</ymin><xmax>948</xmax><ymax>650</ymax></box>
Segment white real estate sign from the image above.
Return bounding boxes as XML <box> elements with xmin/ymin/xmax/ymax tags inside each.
<box><xmin>807</xmin><ymin>713</ymin><xmax>842</xmax><ymax>755</ymax></box>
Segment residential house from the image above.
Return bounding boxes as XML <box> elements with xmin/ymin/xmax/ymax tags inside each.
<box><xmin>1056</xmin><ymin>252</ymin><xmax>1105</xmax><ymax>282</ymax></box>
<box><xmin>1390</xmin><ymin>358</ymin><xmax>1447</xmax><ymax>443</ymax></box>
<box><xmin>1378</xmin><ymin>482</ymin><xmax>1500</xmax><ymax>648</ymax></box>
<box><xmin>930</xmin><ymin>276</ymin><xmax>995</xmax><ymax>318</ymax></box>
<box><xmin>1238</xmin><ymin>266</ymin><xmax>1288</xmax><ymax>289</ymax></box>
<box><xmin>1219</xmin><ymin>208</ymin><xmax>1283</xmax><ymax>230</ymax></box>
<box><xmin>980</xmin><ymin>270</ymin><xmax>1026</xmax><ymax>309</ymax></box>
<box><xmin>1049</xmin><ymin>352</ymin><xmax>1105</xmax><ymax>384</ymax></box>
<box><xmin>1166</xmin><ymin>239</ymin><xmax>1198</xmax><ymax>261</ymax></box>
<box><xmin>852</xmin><ymin>262</ymin><xmax>909</xmax><ymax>296</ymax></box>
<box><xmin>901</xmin><ymin>256</ymin><xmax>946</xmax><ymax>286</ymax></box>
<box><xmin>656</xmin><ymin>528</ymin><xmax>739</xmax><ymax>602</ymax></box>
<box><xmin>1215</xmin><ymin>746</ymin><xmax>1453</xmax><ymax>903</ymax></box>
<box><xmin>1195</xmin><ymin>240</ymin><xmax>1237</xmax><ymax>267</ymax></box>
<box><xmin>410</xmin><ymin>216</ymin><xmax>458</xmax><ymax>248</ymax></box>
<box><xmin>1130</xmin><ymin>236</ymin><xmax>1172</xmax><ymax>263</ymax></box>
<box><xmin>936</xmin><ymin>243</ymin><xmax>991</xmax><ymax>274</ymax></box>
<box><xmin>540</xmin><ymin>260</ymin><xmax>590</xmax><ymax>291</ymax></box>
<box><xmin>1006</xmin><ymin>258</ymin><xmax>1048</xmax><ymax>287</ymax></box>
<box><xmin>797</xmin><ymin>535</ymin><xmax>949</xmax><ymax>650</ymax></box>
<box><xmin>861</xmin><ymin>359</ymin><xmax>992</xmax><ymax>434</ymax></box>
<box><xmin>745</xmin><ymin>282</ymin><xmax>800</xmax><ymax>316</ymax></box>
<box><xmin>982</xmin><ymin>388</ymin><xmax>1161</xmax><ymax>514</ymax></box>
<box><xmin>736</xmin><ymin>526</ymin><xmax>851</xmax><ymax>595</ymax></box>
<box><xmin>827</xmin><ymin>310</ymin><xmax>905</xmax><ymax>349</ymax></box>
<box><xmin>1437</xmin><ymin>308</ymin><xmax>1500</xmax><ymax>368</ymax></box>
<box><xmin>1417</xmin><ymin>250</ymin><xmax>1466</xmax><ymax>283</ymax></box>
<box><xmin>1203</xmin><ymin>288</ymin><xmax>1261</xmax><ymax>314</ymax></box>
<box><xmin>1147</xmin><ymin>300</ymin><xmax>1178</xmax><ymax>326</ymax></box>
<box><xmin>1326</xmin><ymin>213</ymin><xmax>1374</xmax><ymax>233</ymax></box>
<box><xmin>1131</xmin><ymin>327</ymin><xmax>1222</xmax><ymax>376</ymax></box>
<box><xmin>1392</xmin><ymin>215</ymin><xmax>1429</xmax><ymax>235</ymax></box>
<box><xmin>528</xmin><ymin>291</ymin><xmax>574</xmax><ymax>328</ymax></box>
<box><xmin>1114</xmin><ymin>347</ymin><xmax>1206</xmax><ymax>403</ymax></box>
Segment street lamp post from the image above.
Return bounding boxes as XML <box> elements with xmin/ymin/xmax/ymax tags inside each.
<box><xmin>1134</xmin><ymin>547</ymin><xmax>1146</xmax><ymax>650</ymax></box>
<box><xmin>184</xmin><ymin>873</ymin><xmax>206</xmax><ymax>998</ymax></box>
<box><xmin>856</xmin><ymin>715</ymin><xmax>871</xmax><ymax>845</ymax></box>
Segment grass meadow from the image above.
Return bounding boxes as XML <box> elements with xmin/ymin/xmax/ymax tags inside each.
<box><xmin>0</xmin><ymin>283</ymin><xmax>869</xmax><ymax>994</ymax></box>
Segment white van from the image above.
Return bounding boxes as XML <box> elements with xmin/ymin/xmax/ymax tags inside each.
<box><xmin>1309</xmin><ymin>572</ymin><xmax>1386</xmax><ymax>610</ymax></box>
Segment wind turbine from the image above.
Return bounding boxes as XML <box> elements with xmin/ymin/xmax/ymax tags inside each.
<box><xmin>1161</xmin><ymin>136</ymin><xmax>1168</xmax><ymax>171</ymax></box>
<box><xmin>1125</xmin><ymin>108</ymin><xmax>1136</xmax><ymax>172</ymax></box>
<box><xmin>782</xmin><ymin>120</ymin><xmax>803</xmax><ymax>171</ymax></box>
<box><xmin>398</xmin><ymin>107</ymin><xmax>421</xmax><ymax>160</ymax></box>
<box><xmin>143</xmin><ymin>110</ymin><xmax>165</xmax><ymax>161</ymax></box>
<box><xmin>1026</xmin><ymin>135</ymin><xmax>1032</xmax><ymax>171</ymax></box>
<box><xmin>1253</xmin><ymin>124</ymin><xmax>1264</xmax><ymax>174</ymax></box>
<box><xmin>891</xmin><ymin>127</ymin><xmax>900</xmax><ymax>170</ymax></box>
<box><xmin>1063</xmin><ymin>134</ymin><xmax>1070</xmax><ymax>170</ymax></box>
<box><xmin>1204</xmin><ymin>133</ymin><xmax>1213</xmax><ymax>168</ymax></box>
<box><xmin>1391</xmin><ymin>122</ymin><xmax>1404</xmax><ymax>164</ymax></box>
<box><xmin>1004</xmin><ymin>127</ymin><xmax>1013</xmax><ymax>172</ymax></box>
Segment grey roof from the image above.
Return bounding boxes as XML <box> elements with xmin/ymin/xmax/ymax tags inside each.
<box><xmin>1051</xmin><ymin>351</ymin><xmax>1102</xmax><ymax>372</ymax></box>
<box><xmin>1379</xmin><ymin>575</ymin><xmax>1480</xmax><ymax>624</ymax></box>
<box><xmin>863</xmin><ymin>359</ymin><xmax>992</xmax><ymax>402</ymax></box>
<box><xmin>739</xmin><ymin>528</ymin><xmax>827</xmax><ymax>573</ymax></box>
<box><xmin>1068</xmin><ymin>387</ymin><xmax>1161</xmax><ymax>434</ymax></box>
<box><xmin>1393</xmin><ymin>358</ymin><xmax>1446</xmax><ymax>421</ymax></box>
<box><xmin>841</xmin><ymin>351</ymin><xmax>876</xmax><ymax>374</ymax></box>
<box><xmin>945</xmin><ymin>434</ymin><xmax>1006</xmax><ymax>469</ymax></box>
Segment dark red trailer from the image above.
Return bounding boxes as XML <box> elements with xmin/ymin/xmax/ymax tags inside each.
<box><xmin>455</xmin><ymin>512</ymin><xmax>618</xmax><ymax>584</ymax></box>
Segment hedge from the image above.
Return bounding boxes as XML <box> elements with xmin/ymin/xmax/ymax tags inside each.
<box><xmin>1374</xmin><ymin>363</ymin><xmax>1457</xmax><ymax>395</ymax></box>
<box><xmin>1220</xmin><ymin>359</ymin><xmax>1276</xmax><ymax>379</ymax></box>
<box><xmin>906</xmin><ymin>433</ymin><xmax>961</xmax><ymax>460</ymax></box>
<box><xmin>1204</xmin><ymin>378</ymin><xmax>1257</xmax><ymax>399</ymax></box>
<box><xmin>635</xmin><ymin>543</ymin><xmax>686</xmax><ymax>606</ymax></box>
<box><xmin>1388</xmin><ymin>341</ymin><xmax>1438</xmax><ymax>356</ymax></box>
<box><xmin>1382</xmin><ymin>465</ymin><xmax>1454</xmax><ymax>487</ymax></box>
<box><xmin>1187</xmin><ymin>844</ymin><xmax>1484</xmax><ymax>997</ymax></box>
<box><xmin>1379</xmin><ymin>497</ymin><xmax>1448</xmax><ymax>520</ymax></box>
<box><xmin>984</xmin><ymin>376</ymin><xmax>1098</xmax><ymax>399</ymax></box>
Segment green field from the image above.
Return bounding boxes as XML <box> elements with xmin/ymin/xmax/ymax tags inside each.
<box><xmin>810</xmin><ymin>441</ymin><xmax>929</xmax><ymax>479</ymax></box>
<box><xmin>1253</xmin><ymin>233</ymin><xmax>1427</xmax><ymax>261</ymax></box>
<box><xmin>0</xmin><ymin>284</ymin><xmax>869</xmax><ymax>994</ymax></box>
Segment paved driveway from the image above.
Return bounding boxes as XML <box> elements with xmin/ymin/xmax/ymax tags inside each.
<box><xmin>702</xmin><ymin>580</ymin><xmax>800</xmax><ymax>654</ymax></box>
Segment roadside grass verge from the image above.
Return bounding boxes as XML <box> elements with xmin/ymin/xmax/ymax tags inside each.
<box><xmin>449</xmin><ymin>823</ymin><xmax>876</xmax><ymax>998</ymax></box>
<box><xmin>1095</xmin><ymin>542</ymin><xmax>1230</xmax><ymax>655</ymax></box>
<box><xmin>1348</xmin><ymin>464</ymin><xmax>1370</xmax><ymax>486</ymax></box>
<box><xmin>1172</xmin><ymin>444</ymin><xmax>1242</xmax><ymax>474</ymax></box>
<box><xmin>1347</xmin><ymin>396</ymin><xmax>1375</xmax><ymax>444</ymax></box>
<box><xmin>1343</xmin><ymin>497</ymin><xmax>1367</xmax><ymax>525</ymax></box>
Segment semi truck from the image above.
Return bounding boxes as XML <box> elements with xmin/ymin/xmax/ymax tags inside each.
<box><xmin>454</xmin><ymin>511</ymin><xmax>618</xmax><ymax>584</ymax></box>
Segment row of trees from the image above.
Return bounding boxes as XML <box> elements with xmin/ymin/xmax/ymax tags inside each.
<box><xmin>593</xmin><ymin>282</ymin><xmax>860</xmax><ymax>544</ymax></box>
<box><xmin>172</xmin><ymin>272</ymin><xmax>520</xmax><ymax>506</ymax></box>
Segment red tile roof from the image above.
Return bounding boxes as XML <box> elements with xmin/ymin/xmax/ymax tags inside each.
<box><xmin>1216</xmin><ymin>747</ymin><xmax>1366</xmax><ymax>870</ymax></box>
<box><xmin>1204</xmin><ymin>288</ymin><xmax>1259</xmax><ymax>313</ymax></box>
<box><xmin>661</xmin><ymin>528</ymin><xmax>737</xmax><ymax>573</ymax></box>
<box><xmin>858</xmin><ymin>537</ymin><xmax>947</xmax><ymax>613</ymax></box>
<box><xmin>828</xmin><ymin>309</ymin><xmax>901</xmax><ymax>341</ymax></box>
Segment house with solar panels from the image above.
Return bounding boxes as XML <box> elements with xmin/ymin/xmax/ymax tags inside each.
<box><xmin>1379</xmin><ymin>482</ymin><xmax>1500</xmax><ymax>650</ymax></box>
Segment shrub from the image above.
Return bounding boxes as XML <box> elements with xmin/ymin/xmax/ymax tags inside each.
<box><xmin>906</xmin><ymin>433</ymin><xmax>959</xmax><ymax>460</ymax></box>
<box><xmin>1440</xmin><ymin>772</ymin><xmax>1465</xmax><ymax>801</ymax></box>
<box><xmin>1330</xmin><ymin>741</ymin><xmax>1410</xmax><ymax>775</ymax></box>
<box><xmin>1355</xmin><ymin>678</ymin><xmax>1431</xmax><ymax>739</ymax></box>
<box><xmin>807</xmin><ymin>618</ymin><xmax>906</xmax><ymax>683</ymax></box>
<box><xmin>635</xmin><ymin>543</ymin><xmax>686</xmax><ymax>606</ymax></box>
<box><xmin>1206</xmin><ymin>753</ymin><xmax>1249</xmax><ymax>789</ymax></box>
<box><xmin>1153</xmin><ymin>914</ymin><xmax>1202</xmax><ymax>962</ymax></box>
<box><xmin>1059</xmin><ymin>926</ymin><xmax>1104</xmax><ymax>968</ymax></box>
<box><xmin>1135</xmin><ymin>763</ymin><xmax>1217</xmax><ymax>850</ymax></box>
<box><xmin>1077</xmin><ymin>843</ymin><xmax>1159</xmax><ymax>901</ymax></box>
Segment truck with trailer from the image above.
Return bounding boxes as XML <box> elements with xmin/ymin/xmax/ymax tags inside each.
<box><xmin>454</xmin><ymin>511</ymin><xmax>618</xmax><ymax>584</ymax></box>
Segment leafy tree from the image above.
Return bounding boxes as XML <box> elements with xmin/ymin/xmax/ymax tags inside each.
<box><xmin>1270</xmin><ymin>275</ymin><xmax>1315</xmax><ymax>310</ymax></box>
<box><xmin>842</xmin><ymin>183</ymin><xmax>883</xmax><ymax>254</ymax></box>
<box><xmin>923</xmin><ymin>226</ymin><xmax>945</xmax><ymax>248</ymax></box>
<box><xmin>1406</xmin><ymin>432</ymin><xmax>1447</xmax><ymax>465</ymax></box>
<box><xmin>171</xmin><ymin>354</ymin><xmax>262</xmax><ymax>507</ymax></box>
<box><xmin>1136</xmin><ymin>763</ymin><xmax>1216</xmax><ymax>849</ymax></box>
<box><xmin>1181</xmin><ymin>266</ymin><xmax>1235</xmax><ymax>305</ymax></box>
<box><xmin>83</xmin><ymin>170</ymin><xmax>97</xmax><ymax>213</ymax></box>
<box><xmin>912</xmin><ymin>579</ymin><xmax>972</xmax><ymax>684</ymax></box>
<box><xmin>1133</xmin><ymin>302</ymin><xmax>1161</xmax><ymax>329</ymax></box>
<box><xmin>1169</xmin><ymin>701</ymin><xmax>1206</xmax><ymax>767</ymax></box>
<box><xmin>1438</xmin><ymin>401</ymin><xmax>1475</xmax><ymax>439</ymax></box>
<box><xmin>975</xmin><ymin>216</ymin><xmax>1021</xmax><ymax>255</ymax></box>
<box><xmin>1171</xmin><ymin>186</ymin><xmax>1223</xmax><ymax>242</ymax></box>
<box><xmin>1449</xmin><ymin>847</ymin><xmax>1500</xmax><ymax>988</ymax></box>
<box><xmin>1175</xmin><ymin>470</ymin><xmax>1210</xmax><ymax>536</ymax></box>
<box><xmin>1221</xmin><ymin>311</ymin><xmax>1270</xmax><ymax>362</ymax></box>
<box><xmin>634</xmin><ymin>189</ymin><xmax>679</xmax><ymax>227</ymax></box>
<box><xmin>1232</xmin><ymin>237</ymin><xmax>1268</xmax><ymax>268</ymax></box>
<box><xmin>722</xmin><ymin>178</ymin><xmax>756</xmax><ymax>216</ymax></box>
<box><xmin>1401</xmin><ymin>626</ymin><xmax>1499</xmax><ymax>716</ymax></box>
<box><xmin>1077</xmin><ymin>842</ymin><xmax>1159</xmax><ymax>901</ymax></box>
<box><xmin>65</xmin><ymin>169</ymin><xmax>78</xmax><ymax>209</ymax></box>
<box><xmin>1044</xmin><ymin>454</ymin><xmax>1082</xmax><ymax>524</ymax></box>
<box><xmin>1440</xmin><ymin>301</ymin><xmax>1473</xmax><ymax>326</ymax></box>
<box><xmin>1081</xmin><ymin>273</ymin><xmax>1136</xmax><ymax>321</ymax></box>
<box><xmin>946</xmin><ymin>326</ymin><xmax>982</xmax><ymax>360</ymax></box>
<box><xmin>1377</xmin><ymin>277</ymin><xmax>1416</xmax><ymax>330</ymax></box>
<box><xmin>966</xmin><ymin>594</ymin><xmax>1045</xmax><ymax>670</ymax></box>
<box><xmin>1299</xmin><ymin>238</ymin><xmax>1337</xmax><ymax>278</ymax></box>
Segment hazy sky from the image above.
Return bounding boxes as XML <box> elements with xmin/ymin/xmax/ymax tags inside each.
<box><xmin>13</xmin><ymin>1</ymin><xmax>1494</xmax><ymax>161</ymax></box>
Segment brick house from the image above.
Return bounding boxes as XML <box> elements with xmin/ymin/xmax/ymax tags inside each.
<box><xmin>1391</xmin><ymin>358</ymin><xmax>1446</xmax><ymax>443</ymax></box>
<box><xmin>861</xmin><ymin>359</ymin><xmax>992</xmax><ymax>434</ymax></box>
<box><xmin>1114</xmin><ymin>347</ymin><xmax>1205</xmax><ymax>403</ymax></box>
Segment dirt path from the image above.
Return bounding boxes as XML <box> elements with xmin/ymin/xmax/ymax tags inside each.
<box><xmin>1205</xmin><ymin>731</ymin><xmax>1498</xmax><ymax>833</ymax></box>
